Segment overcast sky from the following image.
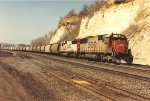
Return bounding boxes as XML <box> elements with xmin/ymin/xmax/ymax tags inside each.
<box><xmin>0</xmin><ymin>0</ymin><xmax>93</xmax><ymax>44</ymax></box>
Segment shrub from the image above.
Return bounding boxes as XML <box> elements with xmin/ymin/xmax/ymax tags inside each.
<box><xmin>114</xmin><ymin>0</ymin><xmax>126</xmax><ymax>4</ymax></box>
<box><xmin>66</xmin><ymin>9</ymin><xmax>77</xmax><ymax>17</ymax></box>
<box><xmin>79</xmin><ymin>0</ymin><xmax>106</xmax><ymax>16</ymax></box>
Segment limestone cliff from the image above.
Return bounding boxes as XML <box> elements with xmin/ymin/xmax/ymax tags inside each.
<box><xmin>50</xmin><ymin>0</ymin><xmax>150</xmax><ymax>65</ymax></box>
<box><xmin>50</xmin><ymin>16</ymin><xmax>81</xmax><ymax>43</ymax></box>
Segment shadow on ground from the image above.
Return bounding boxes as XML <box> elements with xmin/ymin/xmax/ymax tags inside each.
<box><xmin>0</xmin><ymin>60</ymin><xmax>60</xmax><ymax>101</ymax></box>
<box><xmin>0</xmin><ymin>51</ymin><xmax>13</xmax><ymax>57</ymax></box>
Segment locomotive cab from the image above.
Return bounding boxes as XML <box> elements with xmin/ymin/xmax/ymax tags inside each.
<box><xmin>110</xmin><ymin>34</ymin><xmax>128</xmax><ymax>54</ymax></box>
<box><xmin>109</xmin><ymin>33</ymin><xmax>133</xmax><ymax>64</ymax></box>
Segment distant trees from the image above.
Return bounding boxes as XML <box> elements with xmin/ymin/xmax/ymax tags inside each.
<box><xmin>59</xmin><ymin>0</ymin><xmax>106</xmax><ymax>21</ymax></box>
<box><xmin>59</xmin><ymin>16</ymin><xmax>64</xmax><ymax>22</ymax></box>
<box><xmin>59</xmin><ymin>0</ymin><xmax>106</xmax><ymax>18</ymax></box>
<box><xmin>79</xmin><ymin>0</ymin><xmax>106</xmax><ymax>16</ymax></box>
<box><xmin>31</xmin><ymin>31</ymin><xmax>53</xmax><ymax>46</ymax></box>
<box><xmin>79</xmin><ymin>4</ymin><xmax>89</xmax><ymax>15</ymax></box>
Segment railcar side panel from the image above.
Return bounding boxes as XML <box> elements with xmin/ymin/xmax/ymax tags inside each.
<box><xmin>50</xmin><ymin>43</ymin><xmax>59</xmax><ymax>54</ymax></box>
<box><xmin>33</xmin><ymin>46</ymin><xmax>37</xmax><ymax>52</ymax></box>
<box><xmin>26</xmin><ymin>47</ymin><xmax>30</xmax><ymax>51</ymax></box>
<box><xmin>45</xmin><ymin>44</ymin><xmax>51</xmax><ymax>53</ymax></box>
<box><xmin>29</xmin><ymin>47</ymin><xmax>33</xmax><ymax>51</ymax></box>
<box><xmin>37</xmin><ymin>46</ymin><xmax>41</xmax><ymax>52</ymax></box>
<box><xmin>41</xmin><ymin>45</ymin><xmax>45</xmax><ymax>52</ymax></box>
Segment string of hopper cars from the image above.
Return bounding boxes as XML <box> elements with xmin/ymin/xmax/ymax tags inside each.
<box><xmin>3</xmin><ymin>33</ymin><xmax>133</xmax><ymax>64</ymax></box>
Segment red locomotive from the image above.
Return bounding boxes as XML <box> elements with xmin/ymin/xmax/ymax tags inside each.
<box><xmin>109</xmin><ymin>33</ymin><xmax>133</xmax><ymax>64</ymax></box>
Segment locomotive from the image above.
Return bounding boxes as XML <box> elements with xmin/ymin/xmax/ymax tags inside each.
<box><xmin>4</xmin><ymin>33</ymin><xmax>133</xmax><ymax>64</ymax></box>
<box><xmin>59</xmin><ymin>33</ymin><xmax>133</xmax><ymax>64</ymax></box>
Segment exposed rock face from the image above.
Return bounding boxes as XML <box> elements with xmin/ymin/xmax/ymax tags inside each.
<box><xmin>78</xmin><ymin>1</ymin><xmax>139</xmax><ymax>38</ymax></box>
<box><xmin>123</xmin><ymin>0</ymin><xmax>150</xmax><ymax>65</ymax></box>
<box><xmin>50</xmin><ymin>0</ymin><xmax>150</xmax><ymax>65</ymax></box>
<box><xmin>50</xmin><ymin>16</ymin><xmax>81</xmax><ymax>43</ymax></box>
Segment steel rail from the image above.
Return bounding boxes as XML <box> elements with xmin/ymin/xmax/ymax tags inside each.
<box><xmin>45</xmin><ymin>70</ymin><xmax>116</xmax><ymax>101</ymax></box>
<box><xmin>13</xmin><ymin>51</ymin><xmax>150</xmax><ymax>101</ymax></box>
<box><xmin>31</xmin><ymin>52</ymin><xmax>150</xmax><ymax>82</ymax></box>
<box><xmin>44</xmin><ymin>66</ymin><xmax>150</xmax><ymax>101</ymax></box>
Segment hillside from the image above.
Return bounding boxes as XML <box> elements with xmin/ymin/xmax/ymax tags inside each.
<box><xmin>49</xmin><ymin>0</ymin><xmax>150</xmax><ymax>65</ymax></box>
<box><xmin>50</xmin><ymin>15</ymin><xmax>81</xmax><ymax>43</ymax></box>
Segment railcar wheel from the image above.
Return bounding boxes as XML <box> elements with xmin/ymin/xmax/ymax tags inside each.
<box><xmin>101</xmin><ymin>55</ymin><xmax>105</xmax><ymax>63</ymax></box>
<box><xmin>126</xmin><ymin>55</ymin><xmax>133</xmax><ymax>65</ymax></box>
<box><xmin>113</xmin><ymin>57</ymin><xmax>121</xmax><ymax>64</ymax></box>
<box><xmin>106</xmin><ymin>55</ymin><xmax>112</xmax><ymax>63</ymax></box>
<box><xmin>96</xmin><ymin>54</ymin><xmax>101</xmax><ymax>62</ymax></box>
<box><xmin>75</xmin><ymin>53</ymin><xmax>79</xmax><ymax>58</ymax></box>
<box><xmin>108</xmin><ymin>59</ymin><xmax>112</xmax><ymax>63</ymax></box>
<box><xmin>67</xmin><ymin>53</ymin><xmax>71</xmax><ymax>58</ymax></box>
<box><xmin>116</xmin><ymin>59</ymin><xmax>121</xmax><ymax>64</ymax></box>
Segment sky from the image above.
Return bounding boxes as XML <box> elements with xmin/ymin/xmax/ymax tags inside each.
<box><xmin>0</xmin><ymin>0</ymin><xmax>93</xmax><ymax>44</ymax></box>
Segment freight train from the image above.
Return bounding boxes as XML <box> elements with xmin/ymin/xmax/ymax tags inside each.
<box><xmin>3</xmin><ymin>33</ymin><xmax>133</xmax><ymax>64</ymax></box>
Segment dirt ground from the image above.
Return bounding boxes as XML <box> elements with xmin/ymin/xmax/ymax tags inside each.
<box><xmin>0</xmin><ymin>51</ymin><xmax>100</xmax><ymax>101</ymax></box>
<box><xmin>0</xmin><ymin>50</ymin><xmax>150</xmax><ymax>101</ymax></box>
<box><xmin>0</xmin><ymin>51</ymin><xmax>35</xmax><ymax>101</ymax></box>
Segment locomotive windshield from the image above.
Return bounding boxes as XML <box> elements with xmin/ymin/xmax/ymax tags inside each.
<box><xmin>112</xmin><ymin>34</ymin><xmax>127</xmax><ymax>41</ymax></box>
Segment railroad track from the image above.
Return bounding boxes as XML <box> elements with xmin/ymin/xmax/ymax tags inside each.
<box><xmin>7</xmin><ymin>53</ymin><xmax>150</xmax><ymax>101</ymax></box>
<box><xmin>43</xmin><ymin>64</ymin><xmax>150</xmax><ymax>101</ymax></box>
<box><xmin>12</xmin><ymin>51</ymin><xmax>150</xmax><ymax>100</ymax></box>
<box><xmin>102</xmin><ymin>63</ymin><xmax>150</xmax><ymax>74</ymax></box>
<box><xmin>15</xmin><ymin>51</ymin><xmax>150</xmax><ymax>101</ymax></box>
<box><xmin>29</xmin><ymin>52</ymin><xmax>150</xmax><ymax>82</ymax></box>
<box><xmin>9</xmin><ymin>50</ymin><xmax>150</xmax><ymax>74</ymax></box>
<box><xmin>45</xmin><ymin>70</ymin><xmax>116</xmax><ymax>101</ymax></box>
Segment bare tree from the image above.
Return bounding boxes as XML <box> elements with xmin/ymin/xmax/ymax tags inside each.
<box><xmin>79</xmin><ymin>4</ymin><xmax>89</xmax><ymax>15</ymax></box>
<box><xmin>79</xmin><ymin>0</ymin><xmax>106</xmax><ymax>16</ymax></box>
<box><xmin>66</xmin><ymin>9</ymin><xmax>77</xmax><ymax>17</ymax></box>
<box><xmin>59</xmin><ymin>16</ymin><xmax>64</xmax><ymax>22</ymax></box>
